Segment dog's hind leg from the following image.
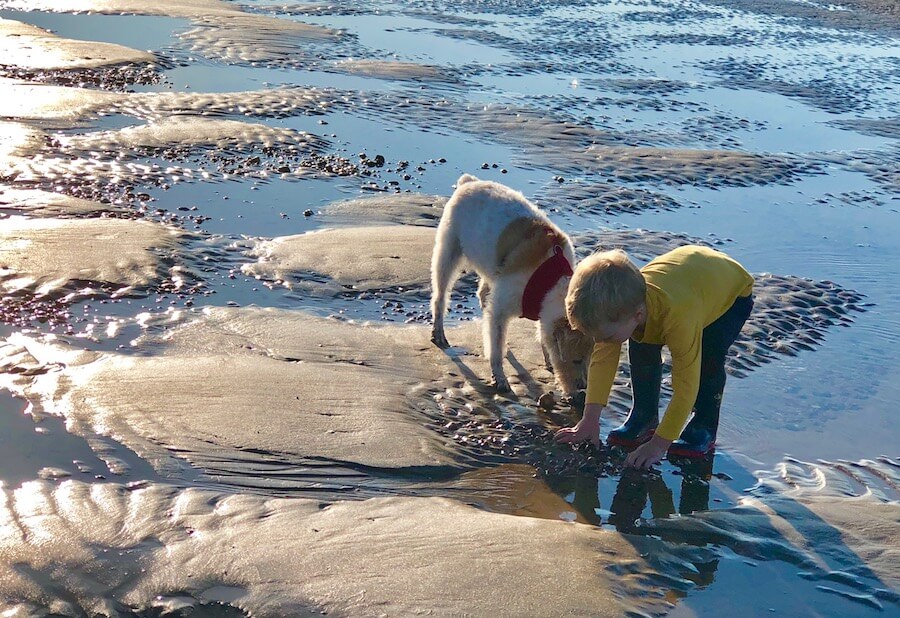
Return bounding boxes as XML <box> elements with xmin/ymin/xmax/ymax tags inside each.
<box><xmin>477</xmin><ymin>279</ymin><xmax>491</xmax><ymax>310</ymax></box>
<box><xmin>430</xmin><ymin>227</ymin><xmax>463</xmax><ymax>349</ymax></box>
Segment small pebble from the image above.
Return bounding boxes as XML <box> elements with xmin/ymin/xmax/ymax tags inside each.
<box><xmin>537</xmin><ymin>392</ymin><xmax>557</xmax><ymax>410</ymax></box>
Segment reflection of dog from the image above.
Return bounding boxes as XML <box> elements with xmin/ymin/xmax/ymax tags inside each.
<box><xmin>430</xmin><ymin>174</ymin><xmax>591</xmax><ymax>395</ymax></box>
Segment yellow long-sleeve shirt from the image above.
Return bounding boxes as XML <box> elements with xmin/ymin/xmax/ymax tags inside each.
<box><xmin>586</xmin><ymin>245</ymin><xmax>754</xmax><ymax>441</ymax></box>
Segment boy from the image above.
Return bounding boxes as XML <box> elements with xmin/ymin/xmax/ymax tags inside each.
<box><xmin>554</xmin><ymin>245</ymin><xmax>753</xmax><ymax>469</ymax></box>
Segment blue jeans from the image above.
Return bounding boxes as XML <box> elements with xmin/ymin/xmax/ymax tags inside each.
<box><xmin>628</xmin><ymin>294</ymin><xmax>754</xmax><ymax>433</ymax></box>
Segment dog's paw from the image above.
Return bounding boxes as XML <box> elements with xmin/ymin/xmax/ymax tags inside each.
<box><xmin>562</xmin><ymin>390</ymin><xmax>587</xmax><ymax>411</ymax></box>
<box><xmin>431</xmin><ymin>331</ymin><xmax>451</xmax><ymax>349</ymax></box>
<box><xmin>492</xmin><ymin>377</ymin><xmax>512</xmax><ymax>394</ymax></box>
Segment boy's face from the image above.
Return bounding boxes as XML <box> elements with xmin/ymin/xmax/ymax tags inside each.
<box><xmin>590</xmin><ymin>310</ymin><xmax>644</xmax><ymax>344</ymax></box>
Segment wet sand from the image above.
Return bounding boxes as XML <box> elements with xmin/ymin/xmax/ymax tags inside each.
<box><xmin>0</xmin><ymin>0</ymin><xmax>898</xmax><ymax>615</ymax></box>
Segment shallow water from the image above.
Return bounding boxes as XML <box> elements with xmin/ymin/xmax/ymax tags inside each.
<box><xmin>0</xmin><ymin>0</ymin><xmax>898</xmax><ymax>615</ymax></box>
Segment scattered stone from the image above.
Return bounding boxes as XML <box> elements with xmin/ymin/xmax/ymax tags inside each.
<box><xmin>537</xmin><ymin>392</ymin><xmax>557</xmax><ymax>410</ymax></box>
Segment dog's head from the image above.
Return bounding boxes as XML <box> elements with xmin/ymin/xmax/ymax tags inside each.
<box><xmin>550</xmin><ymin>318</ymin><xmax>593</xmax><ymax>392</ymax></box>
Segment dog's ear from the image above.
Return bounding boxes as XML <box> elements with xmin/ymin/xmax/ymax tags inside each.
<box><xmin>553</xmin><ymin>319</ymin><xmax>592</xmax><ymax>363</ymax></box>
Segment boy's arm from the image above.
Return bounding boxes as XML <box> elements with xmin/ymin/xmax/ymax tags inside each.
<box><xmin>554</xmin><ymin>342</ymin><xmax>621</xmax><ymax>445</ymax></box>
<box><xmin>655</xmin><ymin>325</ymin><xmax>702</xmax><ymax>441</ymax></box>
<box><xmin>626</xmin><ymin>326</ymin><xmax>701</xmax><ymax>469</ymax></box>
<box><xmin>585</xmin><ymin>341</ymin><xmax>622</xmax><ymax>406</ymax></box>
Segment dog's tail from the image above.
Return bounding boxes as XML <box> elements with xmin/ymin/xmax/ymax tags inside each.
<box><xmin>456</xmin><ymin>173</ymin><xmax>479</xmax><ymax>187</ymax></box>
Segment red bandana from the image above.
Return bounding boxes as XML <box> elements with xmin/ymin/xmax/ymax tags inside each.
<box><xmin>520</xmin><ymin>245</ymin><xmax>573</xmax><ymax>321</ymax></box>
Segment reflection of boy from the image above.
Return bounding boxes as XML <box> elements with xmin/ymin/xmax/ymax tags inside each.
<box><xmin>609</xmin><ymin>471</ymin><xmax>674</xmax><ymax>533</ymax></box>
<box><xmin>555</xmin><ymin>245</ymin><xmax>753</xmax><ymax>469</ymax></box>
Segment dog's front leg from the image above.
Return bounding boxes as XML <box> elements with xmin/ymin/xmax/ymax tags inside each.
<box><xmin>540</xmin><ymin>327</ymin><xmax>583</xmax><ymax>398</ymax></box>
<box><xmin>541</xmin><ymin>343</ymin><xmax>554</xmax><ymax>373</ymax></box>
<box><xmin>484</xmin><ymin>309</ymin><xmax>511</xmax><ymax>393</ymax></box>
<box><xmin>429</xmin><ymin>231</ymin><xmax>462</xmax><ymax>350</ymax></box>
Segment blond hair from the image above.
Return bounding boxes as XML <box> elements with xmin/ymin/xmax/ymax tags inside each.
<box><xmin>566</xmin><ymin>249</ymin><xmax>645</xmax><ymax>333</ymax></box>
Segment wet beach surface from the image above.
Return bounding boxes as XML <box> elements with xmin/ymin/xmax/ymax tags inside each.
<box><xmin>0</xmin><ymin>0</ymin><xmax>898</xmax><ymax>615</ymax></box>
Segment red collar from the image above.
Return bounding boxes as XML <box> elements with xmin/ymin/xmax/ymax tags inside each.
<box><xmin>521</xmin><ymin>245</ymin><xmax>573</xmax><ymax>321</ymax></box>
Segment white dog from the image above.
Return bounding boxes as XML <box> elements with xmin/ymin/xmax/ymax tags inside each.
<box><xmin>430</xmin><ymin>174</ymin><xmax>592</xmax><ymax>396</ymax></box>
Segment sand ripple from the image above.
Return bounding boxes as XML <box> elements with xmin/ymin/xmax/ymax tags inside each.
<box><xmin>0</xmin><ymin>216</ymin><xmax>183</xmax><ymax>297</ymax></box>
<box><xmin>0</xmin><ymin>80</ymin><xmax>343</xmax><ymax>123</ymax></box>
<box><xmin>57</xmin><ymin>117</ymin><xmax>328</xmax><ymax>156</ymax></box>
<box><xmin>352</xmin><ymin>97</ymin><xmax>815</xmax><ymax>186</ymax></box>
<box><xmin>0</xmin><ymin>16</ymin><xmax>154</xmax><ymax>70</ymax></box>
<box><xmin>0</xmin><ymin>116</ymin><xmax>331</xmax><ymax>200</ymax></box>
<box><xmin>178</xmin><ymin>13</ymin><xmax>339</xmax><ymax>66</ymax></box>
<box><xmin>566</xmin><ymin>145</ymin><xmax>814</xmax><ymax>187</ymax></box>
<box><xmin>535</xmin><ymin>178</ymin><xmax>685</xmax><ymax>217</ymax></box>
<box><xmin>0</xmin><ymin>478</ymin><xmax>676</xmax><ymax>617</ymax></box>
<box><xmin>811</xmin><ymin>146</ymin><xmax>900</xmax><ymax>194</ymax></box>
<box><xmin>0</xmin><ymin>186</ymin><xmax>127</xmax><ymax>217</ymax></box>
<box><xmin>330</xmin><ymin>59</ymin><xmax>456</xmax><ymax>82</ymax></box>
<box><xmin>0</xmin><ymin>121</ymin><xmax>46</xmax><ymax>159</ymax></box>
<box><xmin>2</xmin><ymin>309</ymin><xmax>470</xmax><ymax>479</ymax></box>
<box><xmin>244</xmin><ymin>226</ymin><xmax>438</xmax><ymax>295</ymax></box>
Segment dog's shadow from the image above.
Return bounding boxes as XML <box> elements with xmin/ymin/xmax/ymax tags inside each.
<box><xmin>438</xmin><ymin>345</ymin><xmax>547</xmax><ymax>404</ymax></box>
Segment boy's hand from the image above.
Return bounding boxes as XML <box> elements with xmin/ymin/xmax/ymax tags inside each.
<box><xmin>624</xmin><ymin>434</ymin><xmax>671</xmax><ymax>469</ymax></box>
<box><xmin>554</xmin><ymin>403</ymin><xmax>602</xmax><ymax>447</ymax></box>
